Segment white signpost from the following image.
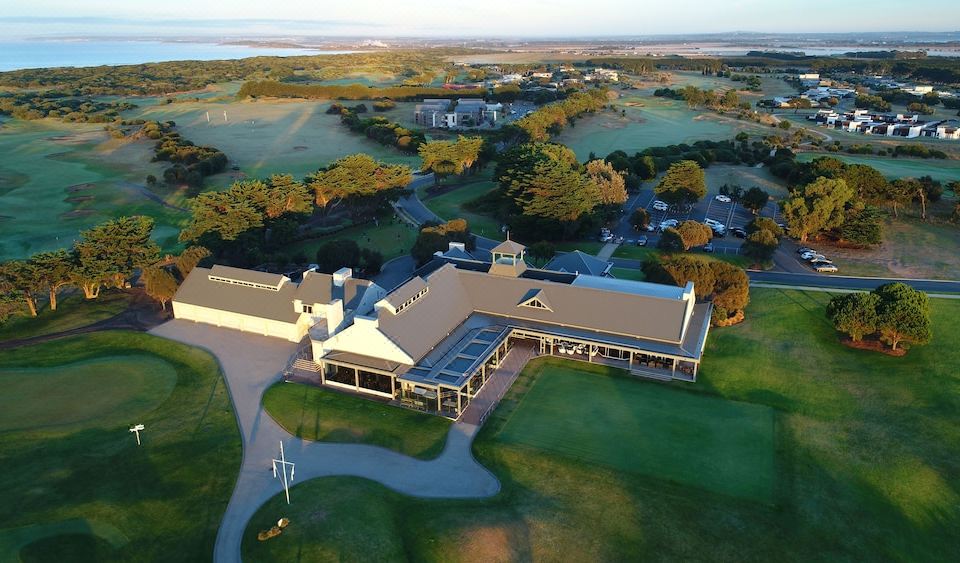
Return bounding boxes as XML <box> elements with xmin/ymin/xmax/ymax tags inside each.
<box><xmin>129</xmin><ymin>424</ymin><xmax>145</xmax><ymax>446</ymax></box>
<box><xmin>272</xmin><ymin>442</ymin><xmax>296</xmax><ymax>504</ymax></box>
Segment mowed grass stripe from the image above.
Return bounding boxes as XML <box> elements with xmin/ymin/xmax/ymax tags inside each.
<box><xmin>496</xmin><ymin>363</ymin><xmax>776</xmax><ymax>502</ymax></box>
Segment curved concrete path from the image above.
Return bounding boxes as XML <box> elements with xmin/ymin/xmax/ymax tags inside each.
<box><xmin>150</xmin><ymin>320</ymin><xmax>499</xmax><ymax>563</ymax></box>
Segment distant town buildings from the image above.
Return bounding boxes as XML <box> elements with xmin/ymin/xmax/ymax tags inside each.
<box><xmin>808</xmin><ymin>109</ymin><xmax>960</xmax><ymax>140</ymax></box>
<box><xmin>414</xmin><ymin>98</ymin><xmax>503</xmax><ymax>129</ymax></box>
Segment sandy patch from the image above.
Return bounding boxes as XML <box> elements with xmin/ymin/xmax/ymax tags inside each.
<box><xmin>457</xmin><ymin>526</ymin><xmax>519</xmax><ymax>563</ymax></box>
<box><xmin>66</xmin><ymin>183</ymin><xmax>95</xmax><ymax>192</ymax></box>
<box><xmin>64</xmin><ymin>195</ymin><xmax>94</xmax><ymax>203</ymax></box>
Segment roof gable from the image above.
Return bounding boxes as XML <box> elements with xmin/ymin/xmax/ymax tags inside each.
<box><xmin>518</xmin><ymin>289</ymin><xmax>553</xmax><ymax>312</ymax></box>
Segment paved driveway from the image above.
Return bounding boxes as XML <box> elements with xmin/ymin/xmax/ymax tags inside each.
<box><xmin>150</xmin><ymin>320</ymin><xmax>499</xmax><ymax>563</ymax></box>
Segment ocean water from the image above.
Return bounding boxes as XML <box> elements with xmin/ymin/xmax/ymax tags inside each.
<box><xmin>0</xmin><ymin>40</ymin><xmax>352</xmax><ymax>71</ymax></box>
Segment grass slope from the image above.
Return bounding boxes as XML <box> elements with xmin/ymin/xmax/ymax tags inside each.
<box><xmin>0</xmin><ymin>331</ymin><xmax>241</xmax><ymax>562</ymax></box>
<box><xmin>0</xmin><ymin>290</ymin><xmax>129</xmax><ymax>342</ymax></box>
<box><xmin>496</xmin><ymin>360</ymin><xmax>775</xmax><ymax>502</ymax></box>
<box><xmin>262</xmin><ymin>382</ymin><xmax>451</xmax><ymax>459</ymax></box>
<box><xmin>243</xmin><ymin>288</ymin><xmax>960</xmax><ymax>561</ymax></box>
<box><xmin>420</xmin><ymin>177</ymin><xmax>503</xmax><ymax>240</ymax></box>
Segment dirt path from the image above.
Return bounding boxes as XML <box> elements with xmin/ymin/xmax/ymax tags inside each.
<box><xmin>118</xmin><ymin>181</ymin><xmax>190</xmax><ymax>212</ymax></box>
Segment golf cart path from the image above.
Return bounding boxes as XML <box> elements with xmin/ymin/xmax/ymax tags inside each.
<box><xmin>149</xmin><ymin>320</ymin><xmax>500</xmax><ymax>563</ymax></box>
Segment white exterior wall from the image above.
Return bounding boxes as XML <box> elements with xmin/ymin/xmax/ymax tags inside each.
<box><xmin>172</xmin><ymin>301</ymin><xmax>304</xmax><ymax>342</ymax></box>
<box><xmin>312</xmin><ymin>316</ymin><xmax>413</xmax><ymax>365</ymax></box>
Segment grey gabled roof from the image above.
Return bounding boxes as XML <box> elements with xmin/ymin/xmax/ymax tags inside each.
<box><xmin>174</xmin><ymin>266</ymin><xmax>301</xmax><ymax>323</ymax></box>
<box><xmin>174</xmin><ymin>265</ymin><xmax>375</xmax><ymax>324</ymax></box>
<box><xmin>383</xmin><ymin>277</ymin><xmax>428</xmax><ymax>309</ymax></box>
<box><xmin>544</xmin><ymin>250</ymin><xmax>612</xmax><ymax>277</ymax></box>
<box><xmin>371</xmin><ymin>261</ymin><xmax>697</xmax><ymax>365</ymax></box>
<box><xmin>296</xmin><ymin>271</ymin><xmax>335</xmax><ymax>304</ymax></box>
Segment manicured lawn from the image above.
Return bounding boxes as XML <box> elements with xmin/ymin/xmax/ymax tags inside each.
<box><xmin>243</xmin><ymin>288</ymin><xmax>960</xmax><ymax>560</ymax></box>
<box><xmin>289</xmin><ymin>219</ymin><xmax>419</xmax><ymax>262</ymax></box>
<box><xmin>0</xmin><ymin>290</ymin><xmax>130</xmax><ymax>342</ymax></box>
<box><xmin>421</xmin><ymin>177</ymin><xmax>504</xmax><ymax>240</ymax></box>
<box><xmin>495</xmin><ymin>359</ymin><xmax>775</xmax><ymax>502</ymax></box>
<box><xmin>0</xmin><ymin>331</ymin><xmax>241</xmax><ymax>562</ymax></box>
<box><xmin>610</xmin><ymin>266</ymin><xmax>645</xmax><ymax>281</ymax></box>
<box><xmin>262</xmin><ymin>382</ymin><xmax>451</xmax><ymax>459</ymax></box>
<box><xmin>613</xmin><ymin>245</ymin><xmax>752</xmax><ymax>269</ymax></box>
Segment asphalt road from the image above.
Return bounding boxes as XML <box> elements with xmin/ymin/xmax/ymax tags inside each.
<box><xmin>396</xmin><ymin>173</ymin><xmax>960</xmax><ymax>294</ymax></box>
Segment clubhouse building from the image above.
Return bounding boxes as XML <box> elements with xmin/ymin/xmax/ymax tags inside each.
<box><xmin>172</xmin><ymin>240</ymin><xmax>712</xmax><ymax>419</ymax></box>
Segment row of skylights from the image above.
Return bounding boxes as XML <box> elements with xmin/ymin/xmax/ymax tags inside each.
<box><xmin>393</xmin><ymin>287</ymin><xmax>428</xmax><ymax>315</ymax></box>
<box><xmin>208</xmin><ymin>275</ymin><xmax>281</xmax><ymax>291</ymax></box>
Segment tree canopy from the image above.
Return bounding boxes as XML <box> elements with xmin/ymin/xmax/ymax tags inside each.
<box><xmin>827</xmin><ymin>283</ymin><xmax>931</xmax><ymax>352</ymax></box>
<box><xmin>654</xmin><ymin>160</ymin><xmax>707</xmax><ymax>207</ymax></box>
<box><xmin>180</xmin><ymin>175</ymin><xmax>312</xmax><ymax>242</ymax></box>
<box><xmin>780</xmin><ymin>177</ymin><xmax>855</xmax><ymax>242</ymax></box>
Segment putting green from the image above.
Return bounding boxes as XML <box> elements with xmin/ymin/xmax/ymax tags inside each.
<box><xmin>0</xmin><ymin>356</ymin><xmax>177</xmax><ymax>432</ymax></box>
<box><xmin>496</xmin><ymin>359</ymin><xmax>776</xmax><ymax>502</ymax></box>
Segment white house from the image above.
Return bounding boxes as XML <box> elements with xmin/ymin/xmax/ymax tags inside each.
<box><xmin>172</xmin><ymin>265</ymin><xmax>385</xmax><ymax>343</ymax></box>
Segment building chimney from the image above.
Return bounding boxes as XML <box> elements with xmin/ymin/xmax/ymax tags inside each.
<box><xmin>333</xmin><ymin>267</ymin><xmax>352</xmax><ymax>287</ymax></box>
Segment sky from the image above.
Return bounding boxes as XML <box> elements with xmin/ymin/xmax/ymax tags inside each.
<box><xmin>1</xmin><ymin>0</ymin><xmax>959</xmax><ymax>38</ymax></box>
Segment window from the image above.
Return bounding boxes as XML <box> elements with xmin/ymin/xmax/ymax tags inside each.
<box><xmin>393</xmin><ymin>287</ymin><xmax>428</xmax><ymax>315</ymax></box>
<box><xmin>521</xmin><ymin>299</ymin><xmax>549</xmax><ymax>310</ymax></box>
<box><xmin>302</xmin><ymin>304</ymin><xmax>313</xmax><ymax>314</ymax></box>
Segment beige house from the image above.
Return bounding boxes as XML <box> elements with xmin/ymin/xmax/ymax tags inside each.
<box><xmin>172</xmin><ymin>265</ymin><xmax>385</xmax><ymax>343</ymax></box>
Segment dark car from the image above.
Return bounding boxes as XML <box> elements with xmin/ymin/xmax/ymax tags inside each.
<box><xmin>731</xmin><ymin>227</ymin><xmax>747</xmax><ymax>238</ymax></box>
<box><xmin>636</xmin><ymin>235</ymin><xmax>648</xmax><ymax>247</ymax></box>
<box><xmin>703</xmin><ymin>242</ymin><xmax>714</xmax><ymax>253</ymax></box>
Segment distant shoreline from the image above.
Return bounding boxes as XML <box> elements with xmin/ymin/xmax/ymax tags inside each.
<box><xmin>0</xmin><ymin>39</ymin><xmax>359</xmax><ymax>72</ymax></box>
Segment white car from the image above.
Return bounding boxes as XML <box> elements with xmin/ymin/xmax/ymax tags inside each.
<box><xmin>714</xmin><ymin>194</ymin><xmax>732</xmax><ymax>203</ymax></box>
<box><xmin>659</xmin><ymin>219</ymin><xmax>679</xmax><ymax>230</ymax></box>
<box><xmin>814</xmin><ymin>263</ymin><xmax>838</xmax><ymax>273</ymax></box>
<box><xmin>652</xmin><ymin>200</ymin><xmax>669</xmax><ymax>211</ymax></box>
<box><xmin>803</xmin><ymin>253</ymin><xmax>827</xmax><ymax>262</ymax></box>
<box><xmin>704</xmin><ymin>218</ymin><xmax>726</xmax><ymax>230</ymax></box>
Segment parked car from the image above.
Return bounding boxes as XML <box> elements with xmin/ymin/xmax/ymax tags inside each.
<box><xmin>797</xmin><ymin>247</ymin><xmax>814</xmax><ymax>255</ymax></box>
<box><xmin>599</xmin><ymin>233</ymin><xmax>613</xmax><ymax>242</ymax></box>
<box><xmin>810</xmin><ymin>258</ymin><xmax>834</xmax><ymax>266</ymax></box>
<box><xmin>714</xmin><ymin>194</ymin><xmax>732</xmax><ymax>203</ymax></box>
<box><xmin>652</xmin><ymin>200</ymin><xmax>669</xmax><ymax>211</ymax></box>
<box><xmin>645</xmin><ymin>224</ymin><xmax>656</xmax><ymax>232</ymax></box>
<box><xmin>804</xmin><ymin>254</ymin><xmax>827</xmax><ymax>263</ymax></box>
<box><xmin>636</xmin><ymin>236</ymin><xmax>648</xmax><ymax>246</ymax></box>
<box><xmin>731</xmin><ymin>227</ymin><xmax>747</xmax><ymax>238</ymax></box>
<box><xmin>710</xmin><ymin>226</ymin><xmax>726</xmax><ymax>237</ymax></box>
<box><xmin>813</xmin><ymin>263</ymin><xmax>838</xmax><ymax>273</ymax></box>
<box><xmin>703</xmin><ymin>242</ymin><xmax>714</xmax><ymax>253</ymax></box>
<box><xmin>704</xmin><ymin>218</ymin><xmax>726</xmax><ymax>230</ymax></box>
<box><xmin>659</xmin><ymin>219</ymin><xmax>679</xmax><ymax>230</ymax></box>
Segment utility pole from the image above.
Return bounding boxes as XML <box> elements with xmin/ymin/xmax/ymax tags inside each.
<box><xmin>272</xmin><ymin>441</ymin><xmax>295</xmax><ymax>504</ymax></box>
